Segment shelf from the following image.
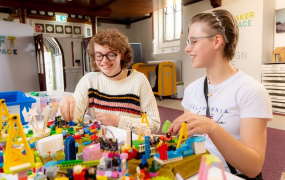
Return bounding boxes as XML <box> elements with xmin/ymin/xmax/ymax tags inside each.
<box><xmin>262</xmin><ymin>63</ymin><xmax>285</xmax><ymax>113</ymax></box>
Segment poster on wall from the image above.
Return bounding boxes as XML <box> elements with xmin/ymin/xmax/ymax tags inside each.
<box><xmin>228</xmin><ymin>0</ymin><xmax>264</xmax><ymax>82</ymax></box>
<box><xmin>0</xmin><ymin>21</ymin><xmax>40</xmax><ymax>92</ymax></box>
<box><xmin>276</xmin><ymin>8</ymin><xmax>285</xmax><ymax>33</ymax></box>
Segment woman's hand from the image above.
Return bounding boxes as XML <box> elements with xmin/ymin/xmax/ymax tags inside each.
<box><xmin>95</xmin><ymin>112</ymin><xmax>120</xmax><ymax>127</ymax></box>
<box><xmin>59</xmin><ymin>95</ymin><xmax>75</xmax><ymax>122</ymax></box>
<box><xmin>167</xmin><ymin>112</ymin><xmax>217</xmax><ymax>137</ymax></box>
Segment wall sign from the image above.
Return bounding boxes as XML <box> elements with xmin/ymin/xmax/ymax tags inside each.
<box><xmin>0</xmin><ymin>21</ymin><xmax>40</xmax><ymax>92</ymax></box>
<box><xmin>56</xmin><ymin>15</ymin><xmax>67</xmax><ymax>22</ymax></box>
<box><xmin>0</xmin><ymin>36</ymin><xmax>17</xmax><ymax>55</ymax></box>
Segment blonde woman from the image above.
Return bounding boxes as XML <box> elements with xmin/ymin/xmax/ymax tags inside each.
<box><xmin>168</xmin><ymin>10</ymin><xmax>272</xmax><ymax>179</ymax></box>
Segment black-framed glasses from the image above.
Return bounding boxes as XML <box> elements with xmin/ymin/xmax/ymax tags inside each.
<box><xmin>186</xmin><ymin>35</ymin><xmax>216</xmax><ymax>47</ymax></box>
<box><xmin>94</xmin><ymin>52</ymin><xmax>118</xmax><ymax>61</ymax></box>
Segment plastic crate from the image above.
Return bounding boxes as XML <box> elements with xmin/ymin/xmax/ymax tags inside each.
<box><xmin>25</xmin><ymin>91</ymin><xmax>72</xmax><ymax>121</ymax></box>
<box><xmin>0</xmin><ymin>91</ymin><xmax>36</xmax><ymax>125</ymax></box>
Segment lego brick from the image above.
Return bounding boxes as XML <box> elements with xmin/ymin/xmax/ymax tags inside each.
<box><xmin>37</xmin><ymin>134</ymin><xmax>63</xmax><ymax>155</ymax></box>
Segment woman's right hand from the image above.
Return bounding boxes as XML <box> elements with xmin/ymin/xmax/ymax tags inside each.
<box><xmin>59</xmin><ymin>95</ymin><xmax>75</xmax><ymax>122</ymax></box>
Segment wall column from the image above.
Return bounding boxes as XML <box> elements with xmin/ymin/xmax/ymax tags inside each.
<box><xmin>90</xmin><ymin>16</ymin><xmax>97</xmax><ymax>36</ymax></box>
<box><xmin>17</xmin><ymin>8</ymin><xmax>27</xmax><ymax>24</ymax></box>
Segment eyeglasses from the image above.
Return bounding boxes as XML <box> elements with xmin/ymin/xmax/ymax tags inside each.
<box><xmin>186</xmin><ymin>35</ymin><xmax>216</xmax><ymax>47</ymax></box>
<box><xmin>94</xmin><ymin>52</ymin><xmax>118</xmax><ymax>61</ymax></box>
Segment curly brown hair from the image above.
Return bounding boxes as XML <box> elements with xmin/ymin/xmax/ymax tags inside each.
<box><xmin>87</xmin><ymin>28</ymin><xmax>134</xmax><ymax>71</ymax></box>
<box><xmin>191</xmin><ymin>9</ymin><xmax>239</xmax><ymax>60</ymax></box>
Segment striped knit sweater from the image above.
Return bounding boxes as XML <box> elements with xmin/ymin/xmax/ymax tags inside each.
<box><xmin>73</xmin><ymin>69</ymin><xmax>160</xmax><ymax>134</ymax></box>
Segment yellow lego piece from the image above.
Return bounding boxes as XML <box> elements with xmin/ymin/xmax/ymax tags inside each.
<box><xmin>176</xmin><ymin>122</ymin><xmax>188</xmax><ymax>149</ymax></box>
<box><xmin>0</xmin><ymin>100</ymin><xmax>35</xmax><ymax>174</ymax></box>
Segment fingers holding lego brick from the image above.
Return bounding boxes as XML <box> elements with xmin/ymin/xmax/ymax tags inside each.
<box><xmin>59</xmin><ymin>95</ymin><xmax>75</xmax><ymax>122</ymax></box>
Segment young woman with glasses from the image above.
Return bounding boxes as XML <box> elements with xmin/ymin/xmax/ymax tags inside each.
<box><xmin>168</xmin><ymin>9</ymin><xmax>272</xmax><ymax>179</ymax></box>
<box><xmin>60</xmin><ymin>29</ymin><xmax>160</xmax><ymax>134</ymax></box>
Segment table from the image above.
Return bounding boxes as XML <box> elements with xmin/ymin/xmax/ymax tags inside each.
<box><xmin>175</xmin><ymin>166</ymin><xmax>244</xmax><ymax>180</ymax></box>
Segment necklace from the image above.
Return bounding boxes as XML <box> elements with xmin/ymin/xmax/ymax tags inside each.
<box><xmin>103</xmin><ymin>68</ymin><xmax>122</xmax><ymax>78</ymax></box>
<box><xmin>207</xmin><ymin>69</ymin><xmax>236</xmax><ymax>97</ymax></box>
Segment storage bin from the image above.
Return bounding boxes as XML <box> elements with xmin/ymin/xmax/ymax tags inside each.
<box><xmin>25</xmin><ymin>91</ymin><xmax>73</xmax><ymax>121</ymax></box>
<box><xmin>0</xmin><ymin>91</ymin><xmax>36</xmax><ymax>125</ymax></box>
<box><xmin>176</xmin><ymin>84</ymin><xmax>184</xmax><ymax>99</ymax></box>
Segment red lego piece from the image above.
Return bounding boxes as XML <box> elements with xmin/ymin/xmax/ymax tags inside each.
<box><xmin>158</xmin><ymin>143</ymin><xmax>168</xmax><ymax>160</ymax></box>
<box><xmin>73</xmin><ymin>169</ymin><xmax>86</xmax><ymax>180</ymax></box>
<box><xmin>73</xmin><ymin>134</ymin><xmax>82</xmax><ymax>140</ymax></box>
<box><xmin>124</xmin><ymin>148</ymin><xmax>137</xmax><ymax>160</ymax></box>
<box><xmin>47</xmin><ymin>120</ymin><xmax>55</xmax><ymax>127</ymax></box>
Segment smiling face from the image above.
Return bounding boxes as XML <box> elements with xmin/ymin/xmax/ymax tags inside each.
<box><xmin>94</xmin><ymin>44</ymin><xmax>123</xmax><ymax>76</ymax></box>
<box><xmin>184</xmin><ymin>22</ymin><xmax>217</xmax><ymax>68</ymax></box>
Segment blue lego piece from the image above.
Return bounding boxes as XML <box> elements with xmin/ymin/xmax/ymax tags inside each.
<box><xmin>182</xmin><ymin>149</ymin><xmax>193</xmax><ymax>157</ymax></box>
<box><xmin>141</xmin><ymin>154</ymin><xmax>147</xmax><ymax>166</ymax></box>
<box><xmin>34</xmin><ymin>174</ymin><xmax>47</xmax><ymax>180</ymax></box>
<box><xmin>56</xmin><ymin>159</ymin><xmax>64</xmax><ymax>165</ymax></box>
<box><xmin>154</xmin><ymin>153</ymin><xmax>160</xmax><ymax>159</ymax></box>
<box><xmin>82</xmin><ymin>141</ymin><xmax>92</xmax><ymax>146</ymax></box>
<box><xmin>176</xmin><ymin>148</ymin><xmax>183</xmax><ymax>155</ymax></box>
<box><xmin>118</xmin><ymin>154</ymin><xmax>122</xmax><ymax>172</ymax></box>
<box><xmin>64</xmin><ymin>136</ymin><xmax>76</xmax><ymax>160</ymax></box>
<box><xmin>29</xmin><ymin>141</ymin><xmax>36</xmax><ymax>149</ymax></box>
<box><xmin>69</xmin><ymin>121</ymin><xmax>75</xmax><ymax>126</ymax></box>
<box><xmin>44</xmin><ymin>161</ymin><xmax>57</xmax><ymax>167</ymax></box>
<box><xmin>0</xmin><ymin>151</ymin><xmax>3</xmax><ymax>163</ymax></box>
<box><xmin>180</xmin><ymin>144</ymin><xmax>188</xmax><ymax>151</ymax></box>
<box><xmin>145</xmin><ymin>136</ymin><xmax>151</xmax><ymax>159</ymax></box>
<box><xmin>167</xmin><ymin>150</ymin><xmax>182</xmax><ymax>159</ymax></box>
<box><xmin>62</xmin><ymin>130</ymin><xmax>67</xmax><ymax>136</ymax></box>
<box><xmin>84</xmin><ymin>127</ymin><xmax>90</xmax><ymax>134</ymax></box>
<box><xmin>188</xmin><ymin>136</ymin><xmax>206</xmax><ymax>142</ymax></box>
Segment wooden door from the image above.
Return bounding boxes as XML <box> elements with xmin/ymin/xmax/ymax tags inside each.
<box><xmin>81</xmin><ymin>37</ymin><xmax>91</xmax><ymax>74</ymax></box>
<box><xmin>34</xmin><ymin>34</ymin><xmax>46</xmax><ymax>91</ymax></box>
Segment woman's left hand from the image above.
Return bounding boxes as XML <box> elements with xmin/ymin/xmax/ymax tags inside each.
<box><xmin>168</xmin><ymin>112</ymin><xmax>217</xmax><ymax>137</ymax></box>
<box><xmin>95</xmin><ymin>112</ymin><xmax>120</xmax><ymax>127</ymax></box>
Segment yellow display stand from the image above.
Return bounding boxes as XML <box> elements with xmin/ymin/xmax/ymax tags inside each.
<box><xmin>132</xmin><ymin>62</ymin><xmax>177</xmax><ymax>101</ymax></box>
<box><xmin>0</xmin><ymin>99</ymin><xmax>35</xmax><ymax>174</ymax></box>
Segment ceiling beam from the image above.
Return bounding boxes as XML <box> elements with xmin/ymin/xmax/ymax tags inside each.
<box><xmin>92</xmin><ymin>0</ymin><xmax>117</xmax><ymax>11</ymax></box>
<box><xmin>97</xmin><ymin>17</ymin><xmax>131</xmax><ymax>25</ymax></box>
<box><xmin>210</xmin><ymin>0</ymin><xmax>221</xmax><ymax>8</ymax></box>
<box><xmin>183</xmin><ymin>0</ymin><xmax>203</xmax><ymax>6</ymax></box>
<box><xmin>0</xmin><ymin>0</ymin><xmax>111</xmax><ymax>17</ymax></box>
<box><xmin>183</xmin><ymin>0</ymin><xmax>221</xmax><ymax>8</ymax></box>
<box><xmin>130</xmin><ymin>14</ymin><xmax>152</xmax><ymax>24</ymax></box>
<box><xmin>97</xmin><ymin>13</ymin><xmax>152</xmax><ymax>25</ymax></box>
<box><xmin>0</xmin><ymin>7</ymin><xmax>10</xmax><ymax>13</ymax></box>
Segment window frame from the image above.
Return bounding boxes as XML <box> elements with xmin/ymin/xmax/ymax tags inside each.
<box><xmin>153</xmin><ymin>8</ymin><xmax>182</xmax><ymax>54</ymax></box>
<box><xmin>163</xmin><ymin>4</ymin><xmax>182</xmax><ymax>43</ymax></box>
